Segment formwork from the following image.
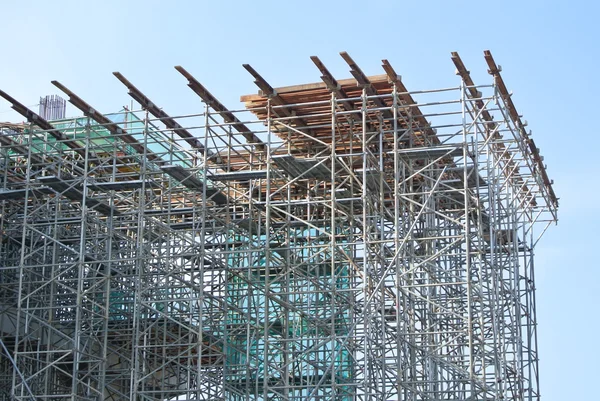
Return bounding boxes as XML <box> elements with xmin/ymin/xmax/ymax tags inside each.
<box><xmin>0</xmin><ymin>51</ymin><xmax>558</xmax><ymax>400</ymax></box>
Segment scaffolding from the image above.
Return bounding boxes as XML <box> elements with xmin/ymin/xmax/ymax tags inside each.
<box><xmin>0</xmin><ymin>50</ymin><xmax>558</xmax><ymax>401</ymax></box>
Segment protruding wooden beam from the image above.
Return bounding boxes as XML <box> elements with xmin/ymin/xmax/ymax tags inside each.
<box><xmin>242</xmin><ymin>64</ymin><xmax>294</xmax><ymax>116</ymax></box>
<box><xmin>52</xmin><ymin>80</ymin><xmax>164</xmax><ymax>165</ymax></box>
<box><xmin>339</xmin><ymin>52</ymin><xmax>369</xmax><ymax>86</ymax></box>
<box><xmin>483</xmin><ymin>51</ymin><xmax>517</xmax><ymax>121</ymax></box>
<box><xmin>0</xmin><ymin>89</ymin><xmax>88</xmax><ymax>158</ymax></box>
<box><xmin>242</xmin><ymin>64</ymin><xmax>316</xmax><ymax>134</ymax></box>
<box><xmin>340</xmin><ymin>52</ymin><xmax>392</xmax><ymax>119</ymax></box>
<box><xmin>451</xmin><ymin>52</ymin><xmax>495</xmax><ymax>124</ymax></box>
<box><xmin>310</xmin><ymin>56</ymin><xmax>355</xmax><ymax>112</ymax></box>
<box><xmin>450</xmin><ymin>52</ymin><xmax>540</xmax><ymax>207</ymax></box>
<box><xmin>310</xmin><ymin>56</ymin><xmax>340</xmax><ymax>91</ymax></box>
<box><xmin>483</xmin><ymin>50</ymin><xmax>558</xmax><ymax>208</ymax></box>
<box><xmin>175</xmin><ymin>66</ymin><xmax>265</xmax><ymax>152</ymax></box>
<box><xmin>113</xmin><ymin>72</ymin><xmax>205</xmax><ymax>151</ymax></box>
<box><xmin>242</xmin><ymin>64</ymin><xmax>275</xmax><ymax>96</ymax></box>
<box><xmin>53</xmin><ymin>80</ymin><xmax>231</xmax><ymax>205</ymax></box>
<box><xmin>381</xmin><ymin>59</ymin><xmax>439</xmax><ymax>143</ymax></box>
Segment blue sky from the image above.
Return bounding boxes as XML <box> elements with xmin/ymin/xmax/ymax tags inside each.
<box><xmin>1</xmin><ymin>1</ymin><xmax>597</xmax><ymax>399</ymax></box>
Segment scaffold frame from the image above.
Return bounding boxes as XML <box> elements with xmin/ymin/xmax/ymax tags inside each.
<box><xmin>0</xmin><ymin>50</ymin><xmax>557</xmax><ymax>401</ymax></box>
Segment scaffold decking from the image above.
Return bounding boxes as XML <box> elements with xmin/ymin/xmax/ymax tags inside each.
<box><xmin>0</xmin><ymin>50</ymin><xmax>557</xmax><ymax>401</ymax></box>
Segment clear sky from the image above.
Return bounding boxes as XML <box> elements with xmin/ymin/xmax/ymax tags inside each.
<box><xmin>1</xmin><ymin>0</ymin><xmax>597</xmax><ymax>399</ymax></box>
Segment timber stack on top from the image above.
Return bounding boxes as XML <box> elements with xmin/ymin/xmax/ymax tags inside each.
<box><xmin>238</xmin><ymin>51</ymin><xmax>557</xmax><ymax>216</ymax></box>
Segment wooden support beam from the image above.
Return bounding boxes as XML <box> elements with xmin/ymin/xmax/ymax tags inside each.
<box><xmin>310</xmin><ymin>56</ymin><xmax>354</xmax><ymax>112</ymax></box>
<box><xmin>52</xmin><ymin>80</ymin><xmax>230</xmax><ymax>205</ymax></box>
<box><xmin>311</xmin><ymin>55</ymin><xmax>398</xmax><ymax>148</ymax></box>
<box><xmin>450</xmin><ymin>52</ymin><xmax>495</xmax><ymax>124</ymax></box>
<box><xmin>0</xmin><ymin>89</ymin><xmax>88</xmax><ymax>158</ymax></box>
<box><xmin>113</xmin><ymin>72</ymin><xmax>206</xmax><ymax>151</ymax></box>
<box><xmin>242</xmin><ymin>64</ymin><xmax>293</xmax><ymax>117</ymax></box>
<box><xmin>52</xmin><ymin>80</ymin><xmax>165</xmax><ymax>166</ymax></box>
<box><xmin>242</xmin><ymin>64</ymin><xmax>315</xmax><ymax>134</ymax></box>
<box><xmin>483</xmin><ymin>50</ymin><xmax>558</xmax><ymax>208</ymax></box>
<box><xmin>340</xmin><ymin>52</ymin><xmax>393</xmax><ymax>119</ymax></box>
<box><xmin>381</xmin><ymin>59</ymin><xmax>439</xmax><ymax>143</ymax></box>
<box><xmin>175</xmin><ymin>66</ymin><xmax>265</xmax><ymax>152</ymax></box>
<box><xmin>339</xmin><ymin>51</ymin><xmax>370</xmax><ymax>86</ymax></box>
<box><xmin>240</xmin><ymin>75</ymin><xmax>389</xmax><ymax>101</ymax></box>
<box><xmin>450</xmin><ymin>51</ymin><xmax>538</xmax><ymax>207</ymax></box>
<box><xmin>242</xmin><ymin>64</ymin><xmax>275</xmax><ymax>96</ymax></box>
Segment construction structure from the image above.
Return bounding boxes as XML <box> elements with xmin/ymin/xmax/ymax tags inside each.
<box><xmin>0</xmin><ymin>50</ymin><xmax>558</xmax><ymax>401</ymax></box>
